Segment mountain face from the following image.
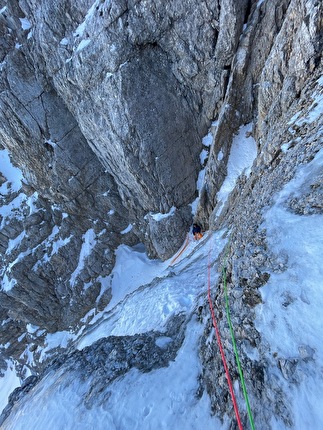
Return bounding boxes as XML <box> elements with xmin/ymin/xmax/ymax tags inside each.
<box><xmin>0</xmin><ymin>0</ymin><xmax>253</xmax><ymax>332</ymax></box>
<box><xmin>0</xmin><ymin>0</ymin><xmax>322</xmax><ymax>427</ymax></box>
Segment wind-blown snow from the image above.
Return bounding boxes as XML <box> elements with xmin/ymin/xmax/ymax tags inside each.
<box><xmin>255</xmin><ymin>148</ymin><xmax>323</xmax><ymax>429</ymax></box>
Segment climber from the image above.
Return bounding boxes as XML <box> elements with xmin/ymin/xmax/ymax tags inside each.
<box><xmin>192</xmin><ymin>223</ymin><xmax>203</xmax><ymax>240</ymax></box>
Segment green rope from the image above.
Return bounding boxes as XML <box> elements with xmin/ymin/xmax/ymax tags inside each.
<box><xmin>222</xmin><ymin>243</ymin><xmax>256</xmax><ymax>430</ymax></box>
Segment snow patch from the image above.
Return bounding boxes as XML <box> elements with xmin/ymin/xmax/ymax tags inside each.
<box><xmin>281</xmin><ymin>143</ymin><xmax>291</xmax><ymax>153</ymax></box>
<box><xmin>289</xmin><ymin>82</ymin><xmax>323</xmax><ymax>126</ymax></box>
<box><xmin>120</xmin><ymin>224</ymin><xmax>133</xmax><ymax>234</ymax></box>
<box><xmin>0</xmin><ymin>149</ymin><xmax>23</xmax><ymax>195</ymax></box>
<box><xmin>155</xmin><ymin>336</ymin><xmax>172</xmax><ymax>349</ymax></box>
<box><xmin>147</xmin><ymin>206</ymin><xmax>176</xmax><ymax>222</ymax></box>
<box><xmin>256</xmin><ymin>148</ymin><xmax>323</xmax><ymax>428</ymax></box>
<box><xmin>202</xmin><ymin>133</ymin><xmax>213</xmax><ymax>147</ymax></box>
<box><xmin>60</xmin><ymin>38</ymin><xmax>69</xmax><ymax>46</ymax></box>
<box><xmin>19</xmin><ymin>17</ymin><xmax>32</xmax><ymax>30</ymax></box>
<box><xmin>217</xmin><ymin>149</ymin><xmax>224</xmax><ymax>161</ymax></box>
<box><xmin>200</xmin><ymin>149</ymin><xmax>209</xmax><ymax>165</ymax></box>
<box><xmin>69</xmin><ymin>229</ymin><xmax>96</xmax><ymax>286</ymax></box>
<box><xmin>76</xmin><ymin>39</ymin><xmax>91</xmax><ymax>52</ymax></box>
<box><xmin>216</xmin><ymin>123</ymin><xmax>257</xmax><ymax>214</ymax></box>
<box><xmin>73</xmin><ymin>0</ymin><xmax>101</xmax><ymax>38</ymax></box>
<box><xmin>39</xmin><ymin>331</ymin><xmax>76</xmax><ymax>363</ymax></box>
<box><xmin>6</xmin><ymin>231</ymin><xmax>26</xmax><ymax>255</ymax></box>
<box><xmin>0</xmin><ymin>193</ymin><xmax>28</xmax><ymax>228</ymax></box>
<box><xmin>0</xmin><ymin>274</ymin><xmax>17</xmax><ymax>292</ymax></box>
<box><xmin>0</xmin><ymin>361</ymin><xmax>20</xmax><ymax>415</ymax></box>
<box><xmin>25</xmin><ymin>192</ymin><xmax>41</xmax><ymax>216</ymax></box>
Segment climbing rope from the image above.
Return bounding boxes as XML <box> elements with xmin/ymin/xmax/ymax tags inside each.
<box><xmin>207</xmin><ymin>243</ymin><xmax>244</xmax><ymax>430</ymax></box>
<box><xmin>169</xmin><ymin>234</ymin><xmax>190</xmax><ymax>266</ymax></box>
<box><xmin>222</xmin><ymin>241</ymin><xmax>256</xmax><ymax>430</ymax></box>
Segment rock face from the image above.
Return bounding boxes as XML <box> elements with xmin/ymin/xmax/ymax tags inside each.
<box><xmin>196</xmin><ymin>0</ymin><xmax>323</xmax><ymax>426</ymax></box>
<box><xmin>0</xmin><ymin>0</ymin><xmax>322</xmax><ymax>426</ymax></box>
<box><xmin>0</xmin><ymin>313</ymin><xmax>187</xmax><ymax>426</ymax></box>
<box><xmin>0</xmin><ymin>0</ymin><xmax>251</xmax><ymax>334</ymax></box>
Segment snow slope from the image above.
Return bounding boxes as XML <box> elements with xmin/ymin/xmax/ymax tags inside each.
<box><xmin>1</xmin><ymin>139</ymin><xmax>322</xmax><ymax>430</ymax></box>
<box><xmin>1</xmin><ymin>231</ymin><xmax>229</xmax><ymax>430</ymax></box>
<box><xmin>255</xmin><ymin>148</ymin><xmax>323</xmax><ymax>429</ymax></box>
<box><xmin>2</xmin><ymin>144</ymin><xmax>323</xmax><ymax>428</ymax></box>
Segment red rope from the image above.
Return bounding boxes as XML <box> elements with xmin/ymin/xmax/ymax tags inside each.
<box><xmin>207</xmin><ymin>247</ymin><xmax>243</xmax><ymax>430</ymax></box>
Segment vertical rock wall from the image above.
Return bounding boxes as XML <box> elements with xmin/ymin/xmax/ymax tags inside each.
<box><xmin>0</xmin><ymin>0</ymin><xmax>251</xmax><ymax>334</ymax></box>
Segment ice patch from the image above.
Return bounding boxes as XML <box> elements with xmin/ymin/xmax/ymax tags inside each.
<box><xmin>196</xmin><ymin>168</ymin><xmax>206</xmax><ymax>195</ymax></box>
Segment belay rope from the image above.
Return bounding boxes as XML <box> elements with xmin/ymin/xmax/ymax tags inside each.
<box><xmin>222</xmin><ymin>242</ymin><xmax>256</xmax><ymax>430</ymax></box>
<box><xmin>207</xmin><ymin>244</ymin><xmax>243</xmax><ymax>430</ymax></box>
<box><xmin>169</xmin><ymin>234</ymin><xmax>190</xmax><ymax>266</ymax></box>
<box><xmin>208</xmin><ymin>236</ymin><xmax>256</xmax><ymax>429</ymax></box>
<box><xmin>172</xmin><ymin>230</ymin><xmax>256</xmax><ymax>428</ymax></box>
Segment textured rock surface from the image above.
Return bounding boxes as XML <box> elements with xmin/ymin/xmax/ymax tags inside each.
<box><xmin>0</xmin><ymin>0</ymin><xmax>252</xmax><ymax>335</ymax></box>
<box><xmin>196</xmin><ymin>0</ymin><xmax>323</xmax><ymax>426</ymax></box>
<box><xmin>0</xmin><ymin>313</ymin><xmax>187</xmax><ymax>426</ymax></box>
<box><xmin>0</xmin><ymin>0</ymin><xmax>322</xmax><ymax>427</ymax></box>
